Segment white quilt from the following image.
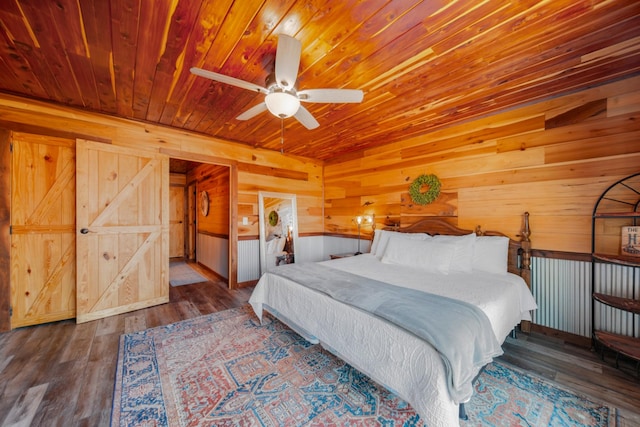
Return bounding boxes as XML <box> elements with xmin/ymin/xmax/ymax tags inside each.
<box><xmin>249</xmin><ymin>254</ymin><xmax>537</xmax><ymax>427</ymax></box>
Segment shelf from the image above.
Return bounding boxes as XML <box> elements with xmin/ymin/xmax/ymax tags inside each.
<box><xmin>593</xmin><ymin>253</ymin><xmax>640</xmax><ymax>267</ymax></box>
<box><xmin>594</xmin><ymin>331</ymin><xmax>640</xmax><ymax>363</ymax></box>
<box><xmin>594</xmin><ymin>212</ymin><xmax>640</xmax><ymax>218</ymax></box>
<box><xmin>593</xmin><ymin>293</ymin><xmax>640</xmax><ymax>315</ymax></box>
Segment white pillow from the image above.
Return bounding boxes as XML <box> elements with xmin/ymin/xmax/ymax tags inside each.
<box><xmin>432</xmin><ymin>233</ymin><xmax>476</xmax><ymax>272</ymax></box>
<box><xmin>369</xmin><ymin>229</ymin><xmax>382</xmax><ymax>255</ymax></box>
<box><xmin>472</xmin><ymin>236</ymin><xmax>509</xmax><ymax>274</ymax></box>
<box><xmin>374</xmin><ymin>230</ymin><xmax>430</xmax><ymax>259</ymax></box>
<box><xmin>266</xmin><ymin>236</ymin><xmax>285</xmax><ymax>254</ymax></box>
<box><xmin>381</xmin><ymin>236</ymin><xmax>455</xmax><ymax>275</ymax></box>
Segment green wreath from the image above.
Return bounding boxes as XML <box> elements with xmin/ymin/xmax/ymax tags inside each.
<box><xmin>409</xmin><ymin>174</ymin><xmax>441</xmax><ymax>205</ymax></box>
<box><xmin>268</xmin><ymin>210</ymin><xmax>279</xmax><ymax>226</ymax></box>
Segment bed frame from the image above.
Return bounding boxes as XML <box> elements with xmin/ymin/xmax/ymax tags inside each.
<box><xmin>385</xmin><ymin>212</ymin><xmax>532</xmax><ymax>332</ymax></box>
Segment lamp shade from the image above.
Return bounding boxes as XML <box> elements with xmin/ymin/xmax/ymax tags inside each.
<box><xmin>265</xmin><ymin>92</ymin><xmax>300</xmax><ymax>118</ymax></box>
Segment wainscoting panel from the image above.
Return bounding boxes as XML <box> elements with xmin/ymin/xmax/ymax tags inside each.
<box><xmin>531</xmin><ymin>256</ymin><xmax>640</xmax><ymax>338</ymax></box>
<box><xmin>237</xmin><ymin>236</ymin><xmax>370</xmax><ymax>283</ymax></box>
<box><xmin>197</xmin><ymin>233</ymin><xmax>229</xmax><ymax>279</ymax></box>
<box><xmin>531</xmin><ymin>257</ymin><xmax>592</xmax><ymax>337</ymax></box>
<box><xmin>238</xmin><ymin>239</ymin><xmax>260</xmax><ymax>283</ymax></box>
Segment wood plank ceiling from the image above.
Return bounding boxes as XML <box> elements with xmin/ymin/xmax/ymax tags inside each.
<box><xmin>0</xmin><ymin>0</ymin><xmax>639</xmax><ymax>161</ymax></box>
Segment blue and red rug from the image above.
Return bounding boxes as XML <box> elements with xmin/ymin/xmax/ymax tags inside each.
<box><xmin>111</xmin><ymin>306</ymin><xmax>615</xmax><ymax>426</ymax></box>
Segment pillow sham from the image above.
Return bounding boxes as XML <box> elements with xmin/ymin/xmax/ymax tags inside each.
<box><xmin>369</xmin><ymin>228</ymin><xmax>382</xmax><ymax>255</ymax></box>
<box><xmin>374</xmin><ymin>230</ymin><xmax>430</xmax><ymax>259</ymax></box>
<box><xmin>472</xmin><ymin>235</ymin><xmax>509</xmax><ymax>274</ymax></box>
<box><xmin>381</xmin><ymin>235</ymin><xmax>455</xmax><ymax>274</ymax></box>
<box><xmin>432</xmin><ymin>233</ymin><xmax>476</xmax><ymax>273</ymax></box>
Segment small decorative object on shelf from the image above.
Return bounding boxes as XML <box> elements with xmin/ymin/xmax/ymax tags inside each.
<box><xmin>591</xmin><ymin>172</ymin><xmax>640</xmax><ymax>374</ymax></box>
<box><xmin>276</xmin><ymin>253</ymin><xmax>294</xmax><ymax>266</ymax></box>
<box><xmin>621</xmin><ymin>226</ymin><xmax>640</xmax><ymax>257</ymax></box>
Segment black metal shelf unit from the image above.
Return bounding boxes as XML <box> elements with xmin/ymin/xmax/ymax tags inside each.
<box><xmin>591</xmin><ymin>172</ymin><xmax>640</xmax><ymax>373</ymax></box>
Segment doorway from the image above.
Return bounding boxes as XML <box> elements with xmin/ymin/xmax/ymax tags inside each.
<box><xmin>168</xmin><ymin>158</ymin><xmax>235</xmax><ymax>288</ymax></box>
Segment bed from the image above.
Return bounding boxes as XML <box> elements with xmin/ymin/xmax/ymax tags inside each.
<box><xmin>249</xmin><ymin>213</ymin><xmax>537</xmax><ymax>427</ymax></box>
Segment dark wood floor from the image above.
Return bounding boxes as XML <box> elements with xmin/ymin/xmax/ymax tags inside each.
<box><xmin>1</xmin><ymin>263</ymin><xmax>639</xmax><ymax>426</ymax></box>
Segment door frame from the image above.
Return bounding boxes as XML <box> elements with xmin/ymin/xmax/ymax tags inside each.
<box><xmin>0</xmin><ymin>130</ymin><xmax>11</xmax><ymax>332</ymax></box>
<box><xmin>161</xmin><ymin>148</ymin><xmax>238</xmax><ymax>289</ymax></box>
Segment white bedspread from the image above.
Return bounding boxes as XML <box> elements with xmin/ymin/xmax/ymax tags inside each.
<box><xmin>249</xmin><ymin>254</ymin><xmax>537</xmax><ymax>427</ymax></box>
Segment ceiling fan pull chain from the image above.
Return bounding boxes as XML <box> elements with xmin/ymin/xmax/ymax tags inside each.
<box><xmin>281</xmin><ymin>119</ymin><xmax>284</xmax><ymax>154</ymax></box>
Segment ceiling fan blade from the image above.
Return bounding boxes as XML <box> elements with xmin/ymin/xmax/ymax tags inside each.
<box><xmin>298</xmin><ymin>88</ymin><xmax>364</xmax><ymax>103</ymax></box>
<box><xmin>294</xmin><ymin>105</ymin><xmax>319</xmax><ymax>130</ymax></box>
<box><xmin>237</xmin><ymin>102</ymin><xmax>268</xmax><ymax>120</ymax></box>
<box><xmin>275</xmin><ymin>34</ymin><xmax>301</xmax><ymax>89</ymax></box>
<box><xmin>190</xmin><ymin>67</ymin><xmax>268</xmax><ymax>94</ymax></box>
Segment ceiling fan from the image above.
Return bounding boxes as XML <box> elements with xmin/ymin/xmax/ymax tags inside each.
<box><xmin>190</xmin><ymin>34</ymin><xmax>364</xmax><ymax>130</ymax></box>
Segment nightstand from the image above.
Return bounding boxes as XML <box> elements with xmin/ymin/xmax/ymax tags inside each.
<box><xmin>329</xmin><ymin>252</ymin><xmax>359</xmax><ymax>260</ymax></box>
<box><xmin>276</xmin><ymin>253</ymin><xmax>295</xmax><ymax>265</ymax></box>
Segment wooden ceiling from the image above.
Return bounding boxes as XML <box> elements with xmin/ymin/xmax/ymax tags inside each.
<box><xmin>0</xmin><ymin>1</ymin><xmax>639</xmax><ymax>161</ymax></box>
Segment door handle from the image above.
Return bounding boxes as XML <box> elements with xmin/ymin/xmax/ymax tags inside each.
<box><xmin>80</xmin><ymin>228</ymin><xmax>90</xmax><ymax>234</ymax></box>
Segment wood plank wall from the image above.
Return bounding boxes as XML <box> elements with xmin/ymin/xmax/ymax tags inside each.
<box><xmin>188</xmin><ymin>164</ymin><xmax>230</xmax><ymax>238</ymax></box>
<box><xmin>0</xmin><ymin>93</ymin><xmax>325</xmax><ymax>241</ymax></box>
<box><xmin>325</xmin><ymin>76</ymin><xmax>640</xmax><ymax>254</ymax></box>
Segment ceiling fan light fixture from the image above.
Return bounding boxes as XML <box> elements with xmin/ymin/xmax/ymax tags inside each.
<box><xmin>265</xmin><ymin>91</ymin><xmax>300</xmax><ymax>118</ymax></box>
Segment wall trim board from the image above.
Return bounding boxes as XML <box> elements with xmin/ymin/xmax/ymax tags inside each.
<box><xmin>196</xmin><ymin>262</ymin><xmax>228</xmax><ymax>284</ymax></box>
<box><xmin>160</xmin><ymin>147</ymin><xmax>238</xmax><ymax>168</ymax></box>
<box><xmin>531</xmin><ymin>249</ymin><xmax>591</xmax><ymax>262</ymax></box>
<box><xmin>237</xmin><ymin>162</ymin><xmax>309</xmax><ymax>181</ymax></box>
<box><xmin>197</xmin><ymin>230</ymin><xmax>230</xmax><ymax>239</ymax></box>
<box><xmin>529</xmin><ymin>323</ymin><xmax>592</xmax><ymax>349</ymax></box>
<box><xmin>0</xmin><ymin>120</ymin><xmax>112</xmax><ymax>144</ymax></box>
<box><xmin>236</xmin><ymin>279</ymin><xmax>259</xmax><ymax>288</ymax></box>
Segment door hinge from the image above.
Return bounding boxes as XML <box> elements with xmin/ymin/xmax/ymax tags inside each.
<box><xmin>9</xmin><ymin>142</ymin><xmax>13</xmax><ymax>152</ymax></box>
<box><xmin>9</xmin><ymin>225</ymin><xmax>11</xmax><ymax>235</ymax></box>
<box><xmin>9</xmin><ymin>306</ymin><xmax>12</xmax><ymax>317</ymax></box>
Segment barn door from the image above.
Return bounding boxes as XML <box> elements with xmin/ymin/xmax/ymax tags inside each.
<box><xmin>76</xmin><ymin>140</ymin><xmax>169</xmax><ymax>323</ymax></box>
<box><xmin>10</xmin><ymin>133</ymin><xmax>76</xmax><ymax>328</ymax></box>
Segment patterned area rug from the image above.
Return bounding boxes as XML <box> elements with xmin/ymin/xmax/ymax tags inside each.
<box><xmin>169</xmin><ymin>261</ymin><xmax>208</xmax><ymax>286</ymax></box>
<box><xmin>111</xmin><ymin>306</ymin><xmax>615</xmax><ymax>426</ymax></box>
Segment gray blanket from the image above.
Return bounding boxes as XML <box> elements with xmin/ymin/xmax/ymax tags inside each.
<box><xmin>269</xmin><ymin>262</ymin><xmax>503</xmax><ymax>403</ymax></box>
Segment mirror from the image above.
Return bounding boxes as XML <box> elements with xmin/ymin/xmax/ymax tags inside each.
<box><xmin>258</xmin><ymin>191</ymin><xmax>299</xmax><ymax>275</ymax></box>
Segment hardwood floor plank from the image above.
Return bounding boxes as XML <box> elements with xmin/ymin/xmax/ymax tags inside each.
<box><xmin>1</xmin><ymin>383</ymin><xmax>48</xmax><ymax>427</ymax></box>
<box><xmin>30</xmin><ymin>360</ymin><xmax>84</xmax><ymax>427</ymax></box>
<box><xmin>59</xmin><ymin>321</ymin><xmax>97</xmax><ymax>363</ymax></box>
<box><xmin>0</xmin><ymin>355</ymin><xmax>12</xmax><ymax>376</ymax></box>
<box><xmin>73</xmin><ymin>333</ymin><xmax>119</xmax><ymax>422</ymax></box>
<box><xmin>123</xmin><ymin>313</ymin><xmax>147</xmax><ymax>334</ymax></box>
<box><xmin>555</xmin><ymin>371</ymin><xmax>640</xmax><ymax>415</ymax></box>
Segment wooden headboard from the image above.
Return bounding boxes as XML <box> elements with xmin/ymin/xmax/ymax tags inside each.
<box><xmin>384</xmin><ymin>212</ymin><xmax>532</xmax><ymax>289</ymax></box>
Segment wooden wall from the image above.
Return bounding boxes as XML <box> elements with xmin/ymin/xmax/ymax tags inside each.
<box><xmin>0</xmin><ymin>94</ymin><xmax>324</xmax><ymax>235</ymax></box>
<box><xmin>325</xmin><ymin>76</ymin><xmax>640</xmax><ymax>254</ymax></box>
<box><xmin>188</xmin><ymin>164</ymin><xmax>230</xmax><ymax>237</ymax></box>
